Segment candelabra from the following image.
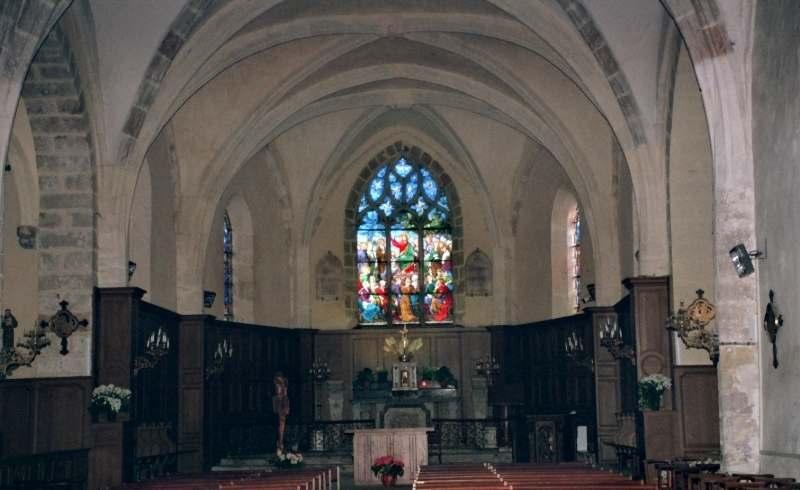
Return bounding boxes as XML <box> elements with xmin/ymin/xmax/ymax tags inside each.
<box><xmin>599</xmin><ymin>317</ymin><xmax>635</xmax><ymax>362</ymax></box>
<box><xmin>564</xmin><ymin>330</ymin><xmax>594</xmax><ymax>371</ymax></box>
<box><xmin>0</xmin><ymin>314</ymin><xmax>51</xmax><ymax>381</ymax></box>
<box><xmin>205</xmin><ymin>338</ymin><xmax>234</xmax><ymax>379</ymax></box>
<box><xmin>665</xmin><ymin>289</ymin><xmax>719</xmax><ymax>366</ymax></box>
<box><xmin>308</xmin><ymin>359</ymin><xmax>331</xmax><ymax>382</ymax></box>
<box><xmin>475</xmin><ymin>356</ymin><xmax>501</xmax><ymax>385</ymax></box>
<box><xmin>133</xmin><ymin>327</ymin><xmax>171</xmax><ymax>376</ymax></box>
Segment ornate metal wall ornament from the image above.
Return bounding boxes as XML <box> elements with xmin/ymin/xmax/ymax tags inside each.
<box><xmin>665</xmin><ymin>289</ymin><xmax>719</xmax><ymax>366</ymax></box>
<box><xmin>134</xmin><ymin>327</ymin><xmax>171</xmax><ymax>376</ymax></box>
<box><xmin>16</xmin><ymin>225</ymin><xmax>37</xmax><ymax>249</ymax></box>
<box><xmin>204</xmin><ymin>338</ymin><xmax>233</xmax><ymax>380</ymax></box>
<box><xmin>45</xmin><ymin>300</ymin><xmax>89</xmax><ymax>355</ymax></box>
<box><xmin>474</xmin><ymin>355</ymin><xmax>501</xmax><ymax>385</ymax></box>
<box><xmin>599</xmin><ymin>317</ymin><xmax>635</xmax><ymax>363</ymax></box>
<box><xmin>763</xmin><ymin>289</ymin><xmax>783</xmax><ymax>369</ymax></box>
<box><xmin>0</xmin><ymin>310</ymin><xmax>51</xmax><ymax>380</ymax></box>
<box><xmin>564</xmin><ymin>330</ymin><xmax>594</xmax><ymax>371</ymax></box>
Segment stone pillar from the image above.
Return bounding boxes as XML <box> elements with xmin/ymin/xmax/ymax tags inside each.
<box><xmin>177</xmin><ymin>314</ymin><xmax>210</xmax><ymax>473</ymax></box>
<box><xmin>585</xmin><ymin>306</ymin><xmax>620</xmax><ymax>466</ymax></box>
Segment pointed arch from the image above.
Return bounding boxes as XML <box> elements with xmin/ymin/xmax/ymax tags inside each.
<box><xmin>551</xmin><ymin>188</ymin><xmax>579</xmax><ymax>317</ymax></box>
<box><xmin>224</xmin><ymin>193</ymin><xmax>255</xmax><ymax>323</ymax></box>
<box><xmin>344</xmin><ymin>141</ymin><xmax>462</xmax><ymax>326</ymax></box>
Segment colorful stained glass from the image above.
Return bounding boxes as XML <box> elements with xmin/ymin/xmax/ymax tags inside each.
<box><xmin>223</xmin><ymin>212</ymin><xmax>234</xmax><ymax>321</ymax></box>
<box><xmin>354</xmin><ymin>155</ymin><xmax>453</xmax><ymax>326</ymax></box>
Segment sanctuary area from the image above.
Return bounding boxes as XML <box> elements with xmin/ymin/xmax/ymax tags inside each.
<box><xmin>0</xmin><ymin>1</ymin><xmax>799</xmax><ymax>489</ymax></box>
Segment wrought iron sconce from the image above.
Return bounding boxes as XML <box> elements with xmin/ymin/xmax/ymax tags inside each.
<box><xmin>599</xmin><ymin>317</ymin><xmax>635</xmax><ymax>363</ymax></box>
<box><xmin>763</xmin><ymin>289</ymin><xmax>783</xmax><ymax>369</ymax></box>
<box><xmin>0</xmin><ymin>310</ymin><xmax>51</xmax><ymax>380</ymax></box>
<box><xmin>729</xmin><ymin>243</ymin><xmax>763</xmax><ymax>278</ymax></box>
<box><xmin>666</xmin><ymin>289</ymin><xmax>719</xmax><ymax>366</ymax></box>
<box><xmin>205</xmin><ymin>338</ymin><xmax>233</xmax><ymax>379</ymax></box>
<box><xmin>564</xmin><ymin>330</ymin><xmax>594</xmax><ymax>371</ymax></box>
<box><xmin>203</xmin><ymin>290</ymin><xmax>217</xmax><ymax>308</ymax></box>
<box><xmin>46</xmin><ymin>300</ymin><xmax>89</xmax><ymax>355</ymax></box>
<box><xmin>133</xmin><ymin>327</ymin><xmax>171</xmax><ymax>376</ymax></box>
<box><xmin>308</xmin><ymin>359</ymin><xmax>331</xmax><ymax>382</ymax></box>
<box><xmin>475</xmin><ymin>355</ymin><xmax>501</xmax><ymax>386</ymax></box>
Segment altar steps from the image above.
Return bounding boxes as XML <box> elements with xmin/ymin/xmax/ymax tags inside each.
<box><xmin>213</xmin><ymin>448</ymin><xmax>512</xmax><ymax>473</ymax></box>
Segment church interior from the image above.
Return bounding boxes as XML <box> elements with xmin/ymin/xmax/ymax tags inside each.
<box><xmin>0</xmin><ymin>0</ymin><xmax>799</xmax><ymax>488</ymax></box>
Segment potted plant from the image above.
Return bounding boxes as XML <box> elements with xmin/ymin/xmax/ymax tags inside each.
<box><xmin>434</xmin><ymin>366</ymin><xmax>458</xmax><ymax>389</ymax></box>
<box><xmin>374</xmin><ymin>367</ymin><xmax>391</xmax><ymax>390</ymax></box>
<box><xmin>354</xmin><ymin>368</ymin><xmax>375</xmax><ymax>391</ymax></box>
<box><xmin>371</xmin><ymin>455</ymin><xmax>404</xmax><ymax>487</ymax></box>
<box><xmin>638</xmin><ymin>374</ymin><xmax>672</xmax><ymax>411</ymax></box>
<box><xmin>272</xmin><ymin>448</ymin><xmax>304</xmax><ymax>469</ymax></box>
<box><xmin>90</xmin><ymin>384</ymin><xmax>132</xmax><ymax>422</ymax></box>
<box><xmin>419</xmin><ymin>366</ymin><xmax>439</xmax><ymax>388</ymax></box>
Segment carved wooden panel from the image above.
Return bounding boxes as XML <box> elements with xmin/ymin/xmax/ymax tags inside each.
<box><xmin>0</xmin><ymin>377</ymin><xmax>91</xmax><ymax>458</ymax></box>
<box><xmin>674</xmin><ymin>366</ymin><xmax>719</xmax><ymax>456</ymax></box>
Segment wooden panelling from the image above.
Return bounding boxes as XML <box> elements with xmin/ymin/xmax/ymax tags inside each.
<box><xmin>0</xmin><ymin>377</ymin><xmax>91</xmax><ymax>459</ymax></box>
<box><xmin>203</xmin><ymin>320</ymin><xmax>313</xmax><ymax>467</ymax></box>
<box><xmin>316</xmin><ymin>328</ymin><xmax>489</xmax><ymax>420</ymax></box>
<box><xmin>674</xmin><ymin>366</ymin><xmax>720</xmax><ymax>457</ymax></box>
<box><xmin>490</xmin><ymin>315</ymin><xmax>597</xmax><ymax>462</ymax></box>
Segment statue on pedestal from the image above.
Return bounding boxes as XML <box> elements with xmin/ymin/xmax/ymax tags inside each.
<box><xmin>273</xmin><ymin>372</ymin><xmax>290</xmax><ymax>451</ymax></box>
<box><xmin>2</xmin><ymin>309</ymin><xmax>18</xmax><ymax>351</ymax></box>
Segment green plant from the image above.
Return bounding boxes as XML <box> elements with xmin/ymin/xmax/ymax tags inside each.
<box><xmin>434</xmin><ymin>366</ymin><xmax>457</xmax><ymax>388</ymax></box>
<box><xmin>354</xmin><ymin>368</ymin><xmax>375</xmax><ymax>389</ymax></box>
<box><xmin>421</xmin><ymin>366</ymin><xmax>437</xmax><ymax>381</ymax></box>
<box><xmin>371</xmin><ymin>455</ymin><xmax>405</xmax><ymax>477</ymax></box>
<box><xmin>638</xmin><ymin>374</ymin><xmax>671</xmax><ymax>410</ymax></box>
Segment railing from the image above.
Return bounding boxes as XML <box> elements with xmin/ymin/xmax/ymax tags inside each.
<box><xmin>287</xmin><ymin>419</ymin><xmax>376</xmax><ymax>453</ymax></box>
<box><xmin>429</xmin><ymin>418</ymin><xmax>513</xmax><ymax>463</ymax></box>
<box><xmin>0</xmin><ymin>448</ymin><xmax>88</xmax><ymax>490</ymax></box>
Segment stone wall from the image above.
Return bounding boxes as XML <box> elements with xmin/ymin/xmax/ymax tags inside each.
<box><xmin>752</xmin><ymin>0</ymin><xmax>800</xmax><ymax>478</ymax></box>
<box><xmin>17</xmin><ymin>26</ymin><xmax>96</xmax><ymax>377</ymax></box>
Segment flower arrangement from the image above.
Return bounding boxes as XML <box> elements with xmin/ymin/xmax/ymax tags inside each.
<box><xmin>638</xmin><ymin>374</ymin><xmax>672</xmax><ymax>410</ymax></box>
<box><xmin>272</xmin><ymin>448</ymin><xmax>304</xmax><ymax>468</ymax></box>
<box><xmin>90</xmin><ymin>384</ymin><xmax>132</xmax><ymax>414</ymax></box>
<box><xmin>371</xmin><ymin>455</ymin><xmax>404</xmax><ymax>478</ymax></box>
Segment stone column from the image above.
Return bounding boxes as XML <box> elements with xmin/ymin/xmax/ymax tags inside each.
<box><xmin>177</xmin><ymin>314</ymin><xmax>210</xmax><ymax>473</ymax></box>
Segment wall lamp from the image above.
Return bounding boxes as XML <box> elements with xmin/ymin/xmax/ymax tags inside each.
<box><xmin>203</xmin><ymin>290</ymin><xmax>217</xmax><ymax>308</ymax></box>
<box><xmin>729</xmin><ymin>243</ymin><xmax>763</xmax><ymax>278</ymax></box>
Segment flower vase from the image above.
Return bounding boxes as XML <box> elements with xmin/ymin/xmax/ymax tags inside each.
<box><xmin>381</xmin><ymin>474</ymin><xmax>397</xmax><ymax>487</ymax></box>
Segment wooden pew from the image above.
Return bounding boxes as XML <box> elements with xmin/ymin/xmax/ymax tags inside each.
<box><xmin>118</xmin><ymin>466</ymin><xmax>340</xmax><ymax>490</ymax></box>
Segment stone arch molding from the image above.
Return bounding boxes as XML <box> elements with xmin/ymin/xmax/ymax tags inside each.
<box><xmin>302</xmin><ymin>106</ymin><xmax>501</xmax><ymax>249</ymax></box>
<box><xmin>342</xmin><ymin>140</ymin><xmax>465</xmax><ymax>325</ymax></box>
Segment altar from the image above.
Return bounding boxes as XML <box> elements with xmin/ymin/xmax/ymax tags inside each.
<box><xmin>349</xmin><ymin>427</ymin><xmax>433</xmax><ymax>486</ymax></box>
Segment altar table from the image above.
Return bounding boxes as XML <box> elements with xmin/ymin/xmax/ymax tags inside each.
<box><xmin>349</xmin><ymin>427</ymin><xmax>433</xmax><ymax>486</ymax></box>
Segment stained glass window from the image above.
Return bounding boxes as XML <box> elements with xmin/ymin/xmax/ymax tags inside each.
<box><xmin>223</xmin><ymin>211</ymin><xmax>234</xmax><ymax>321</ymax></box>
<box><xmin>568</xmin><ymin>207</ymin><xmax>582</xmax><ymax>312</ymax></box>
<box><xmin>356</xmin><ymin>156</ymin><xmax>453</xmax><ymax>326</ymax></box>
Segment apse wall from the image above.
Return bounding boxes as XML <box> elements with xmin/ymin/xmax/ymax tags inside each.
<box><xmin>753</xmin><ymin>0</ymin><xmax>800</xmax><ymax>478</ymax></box>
